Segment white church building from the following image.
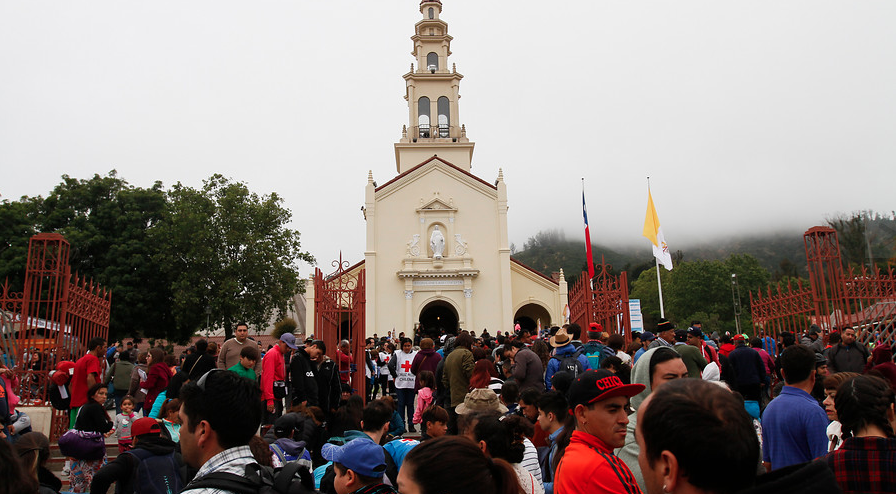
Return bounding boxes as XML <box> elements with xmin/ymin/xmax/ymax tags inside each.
<box><xmin>306</xmin><ymin>1</ymin><xmax>567</xmax><ymax>338</ymax></box>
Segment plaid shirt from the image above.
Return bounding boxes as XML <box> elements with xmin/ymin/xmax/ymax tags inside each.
<box><xmin>181</xmin><ymin>445</ymin><xmax>258</xmax><ymax>494</ymax></box>
<box><xmin>824</xmin><ymin>436</ymin><xmax>896</xmax><ymax>493</ymax></box>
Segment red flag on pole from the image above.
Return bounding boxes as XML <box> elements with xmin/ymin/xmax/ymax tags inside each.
<box><xmin>582</xmin><ymin>183</ymin><xmax>595</xmax><ymax>281</ymax></box>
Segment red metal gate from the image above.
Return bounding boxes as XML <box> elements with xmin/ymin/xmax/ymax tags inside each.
<box><xmin>0</xmin><ymin>233</ymin><xmax>111</xmax><ymax>439</ymax></box>
<box><xmin>313</xmin><ymin>255</ymin><xmax>366</xmax><ymax>399</ymax></box>
<box><xmin>568</xmin><ymin>258</ymin><xmax>631</xmax><ymax>345</ymax></box>
<box><xmin>750</xmin><ymin>226</ymin><xmax>896</xmax><ymax>350</ymax></box>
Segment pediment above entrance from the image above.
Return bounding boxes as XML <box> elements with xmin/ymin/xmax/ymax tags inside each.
<box><xmin>417</xmin><ymin>196</ymin><xmax>456</xmax><ymax>212</ymax></box>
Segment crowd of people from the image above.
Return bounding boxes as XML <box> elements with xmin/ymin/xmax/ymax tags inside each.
<box><xmin>2</xmin><ymin>319</ymin><xmax>896</xmax><ymax>494</ymax></box>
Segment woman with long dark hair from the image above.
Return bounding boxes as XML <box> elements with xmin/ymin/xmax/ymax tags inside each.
<box><xmin>1</xmin><ymin>438</ymin><xmax>38</xmax><ymax>494</ymax></box>
<box><xmin>824</xmin><ymin>375</ymin><xmax>896</xmax><ymax>493</ymax></box>
<box><xmin>399</xmin><ymin>435</ymin><xmax>523</xmax><ymax>494</ymax></box>
<box><xmin>473</xmin><ymin>413</ymin><xmax>544</xmax><ymax>494</ymax></box>
<box><xmin>70</xmin><ymin>383</ymin><xmax>114</xmax><ymax>492</ymax></box>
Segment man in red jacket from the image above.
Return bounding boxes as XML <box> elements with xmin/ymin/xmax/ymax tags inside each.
<box><xmin>555</xmin><ymin>370</ymin><xmax>645</xmax><ymax>494</ymax></box>
<box><xmin>262</xmin><ymin>333</ymin><xmax>296</xmax><ymax>424</ymax></box>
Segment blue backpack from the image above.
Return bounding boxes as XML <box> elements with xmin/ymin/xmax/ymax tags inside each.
<box><xmin>581</xmin><ymin>342</ymin><xmax>614</xmax><ymax>370</ymax></box>
<box><xmin>126</xmin><ymin>448</ymin><xmax>184</xmax><ymax>494</ymax></box>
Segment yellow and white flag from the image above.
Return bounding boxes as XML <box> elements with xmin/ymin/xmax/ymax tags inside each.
<box><xmin>643</xmin><ymin>191</ymin><xmax>673</xmax><ymax>271</ymax></box>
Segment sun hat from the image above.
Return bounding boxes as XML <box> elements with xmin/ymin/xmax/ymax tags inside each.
<box><xmin>549</xmin><ymin>327</ymin><xmax>573</xmax><ymax>348</ymax></box>
<box><xmin>455</xmin><ymin>388</ymin><xmax>508</xmax><ymax>415</ymax></box>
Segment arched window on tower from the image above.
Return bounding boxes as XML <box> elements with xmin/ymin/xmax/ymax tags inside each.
<box><xmin>428</xmin><ymin>7</ymin><xmax>434</xmax><ymax>19</ymax></box>
<box><xmin>437</xmin><ymin>97</ymin><xmax>450</xmax><ymax>137</ymax></box>
<box><xmin>426</xmin><ymin>52</ymin><xmax>439</xmax><ymax>73</ymax></box>
<box><xmin>418</xmin><ymin>97</ymin><xmax>431</xmax><ymax>138</ymax></box>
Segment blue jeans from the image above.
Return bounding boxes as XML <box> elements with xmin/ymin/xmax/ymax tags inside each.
<box><xmin>396</xmin><ymin>388</ymin><xmax>416</xmax><ymax>431</ymax></box>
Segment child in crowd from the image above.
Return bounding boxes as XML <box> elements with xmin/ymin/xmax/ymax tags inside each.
<box><xmin>113</xmin><ymin>395</ymin><xmax>140</xmax><ymax>453</ymax></box>
<box><xmin>420</xmin><ymin>405</ymin><xmax>449</xmax><ymax>441</ymax></box>
<box><xmin>228</xmin><ymin>346</ymin><xmax>259</xmax><ymax>381</ymax></box>
<box><xmin>159</xmin><ymin>398</ymin><xmax>181</xmax><ymax>443</ymax></box>
<box><xmin>413</xmin><ymin>371</ymin><xmax>435</xmax><ymax>427</ymax></box>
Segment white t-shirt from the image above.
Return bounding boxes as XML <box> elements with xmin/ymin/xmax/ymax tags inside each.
<box><xmin>393</xmin><ymin>350</ymin><xmax>418</xmax><ymax>389</ymax></box>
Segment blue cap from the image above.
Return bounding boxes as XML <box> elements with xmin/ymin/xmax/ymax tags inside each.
<box><xmin>321</xmin><ymin>439</ymin><xmax>386</xmax><ymax>478</ymax></box>
<box><xmin>641</xmin><ymin>331</ymin><xmax>656</xmax><ymax>341</ymax></box>
<box><xmin>280</xmin><ymin>333</ymin><xmax>298</xmax><ymax>350</ymax></box>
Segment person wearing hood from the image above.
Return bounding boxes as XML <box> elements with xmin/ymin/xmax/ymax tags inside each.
<box><xmin>90</xmin><ymin>417</ymin><xmax>184</xmax><ymax>494</ymax></box>
<box><xmin>615</xmin><ymin>347</ymin><xmax>688</xmax><ymax>492</ymax></box>
<box><xmin>410</xmin><ymin>338</ymin><xmax>441</xmax><ymax>392</ymax></box>
<box><xmin>269</xmin><ymin>413</ymin><xmax>313</xmax><ymax>468</ymax></box>
<box><xmin>544</xmin><ymin>328</ymin><xmax>591</xmax><ymax>389</ymax></box>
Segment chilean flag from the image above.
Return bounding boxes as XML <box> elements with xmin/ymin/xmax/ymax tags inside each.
<box><xmin>583</xmin><ymin>188</ymin><xmax>595</xmax><ymax>281</ymax></box>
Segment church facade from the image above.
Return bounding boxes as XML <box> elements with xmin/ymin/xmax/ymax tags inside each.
<box><xmin>306</xmin><ymin>1</ymin><xmax>567</xmax><ymax>337</ymax></box>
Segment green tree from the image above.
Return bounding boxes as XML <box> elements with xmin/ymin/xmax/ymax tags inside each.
<box><xmin>629</xmin><ymin>266</ymin><xmax>671</xmax><ymax>326</ymax></box>
<box><xmin>1</xmin><ymin>172</ymin><xmax>173</xmax><ymax>339</ymax></box>
<box><xmin>153</xmin><ymin>174</ymin><xmax>314</xmax><ymax>341</ymax></box>
<box><xmin>0</xmin><ymin>197</ymin><xmax>41</xmax><ymax>289</ymax></box>
<box><xmin>273</xmin><ymin>317</ymin><xmax>298</xmax><ymax>339</ymax></box>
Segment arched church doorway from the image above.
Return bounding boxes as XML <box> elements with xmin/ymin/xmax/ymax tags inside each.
<box><xmin>419</xmin><ymin>300</ymin><xmax>459</xmax><ymax>338</ymax></box>
<box><xmin>514</xmin><ymin>303</ymin><xmax>551</xmax><ymax>333</ymax></box>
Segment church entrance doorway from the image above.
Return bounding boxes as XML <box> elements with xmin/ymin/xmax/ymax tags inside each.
<box><xmin>418</xmin><ymin>300</ymin><xmax>459</xmax><ymax>338</ymax></box>
<box><xmin>514</xmin><ymin>303</ymin><xmax>551</xmax><ymax>334</ymax></box>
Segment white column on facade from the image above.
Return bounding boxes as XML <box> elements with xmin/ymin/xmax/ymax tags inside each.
<box><xmin>364</xmin><ymin>172</ymin><xmax>377</xmax><ymax>337</ymax></box>
<box><xmin>405</xmin><ymin>284</ymin><xmax>414</xmax><ymax>337</ymax></box>
<box><xmin>496</xmin><ymin>169</ymin><xmax>513</xmax><ymax>328</ymax></box>
<box><xmin>304</xmin><ymin>274</ymin><xmax>315</xmax><ymax>337</ymax></box>
<box><xmin>463</xmin><ymin>284</ymin><xmax>474</xmax><ymax>332</ymax></box>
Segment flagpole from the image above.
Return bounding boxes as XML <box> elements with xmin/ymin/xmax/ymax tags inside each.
<box><xmin>647</xmin><ymin>177</ymin><xmax>666</xmax><ymax>318</ymax></box>
<box><xmin>656</xmin><ymin>258</ymin><xmax>665</xmax><ymax>318</ymax></box>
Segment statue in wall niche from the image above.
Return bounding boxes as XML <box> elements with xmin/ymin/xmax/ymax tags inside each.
<box><xmin>430</xmin><ymin>226</ymin><xmax>445</xmax><ymax>259</ymax></box>
<box><xmin>407</xmin><ymin>234</ymin><xmax>421</xmax><ymax>257</ymax></box>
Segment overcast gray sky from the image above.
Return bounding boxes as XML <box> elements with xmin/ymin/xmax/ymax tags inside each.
<box><xmin>2</xmin><ymin>1</ymin><xmax>894</xmax><ymax>276</ymax></box>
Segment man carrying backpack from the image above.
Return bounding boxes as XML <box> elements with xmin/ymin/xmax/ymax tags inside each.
<box><xmin>580</xmin><ymin>324</ymin><xmax>614</xmax><ymax>371</ymax></box>
<box><xmin>91</xmin><ymin>417</ymin><xmax>184</xmax><ymax>494</ymax></box>
<box><xmin>545</xmin><ymin>327</ymin><xmax>591</xmax><ymax>389</ymax></box>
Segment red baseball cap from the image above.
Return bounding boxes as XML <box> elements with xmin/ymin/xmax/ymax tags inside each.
<box><xmin>131</xmin><ymin>417</ymin><xmax>162</xmax><ymax>437</ymax></box>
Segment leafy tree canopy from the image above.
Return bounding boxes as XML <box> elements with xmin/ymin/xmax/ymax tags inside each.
<box><xmin>1</xmin><ymin>172</ymin><xmax>314</xmax><ymax>343</ymax></box>
<box><xmin>152</xmin><ymin>174</ymin><xmax>314</xmax><ymax>340</ymax></box>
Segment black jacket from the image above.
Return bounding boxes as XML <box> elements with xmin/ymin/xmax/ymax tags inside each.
<box><xmin>289</xmin><ymin>348</ymin><xmax>320</xmax><ymax>407</ymax></box>
<box><xmin>90</xmin><ymin>435</ymin><xmax>182</xmax><ymax>494</ymax></box>
<box><xmin>740</xmin><ymin>460</ymin><xmax>841</xmax><ymax>494</ymax></box>
<box><xmin>317</xmin><ymin>359</ymin><xmax>341</xmax><ymax>414</ymax></box>
<box><xmin>38</xmin><ymin>466</ymin><xmax>62</xmax><ymax>494</ymax></box>
<box><xmin>74</xmin><ymin>402</ymin><xmax>113</xmax><ymax>434</ymax></box>
<box><xmin>181</xmin><ymin>353</ymin><xmax>217</xmax><ymax>382</ymax></box>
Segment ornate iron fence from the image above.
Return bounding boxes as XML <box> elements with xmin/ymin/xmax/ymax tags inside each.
<box><xmin>0</xmin><ymin>233</ymin><xmax>111</xmax><ymax>440</ymax></box>
<box><xmin>750</xmin><ymin>227</ymin><xmax>896</xmax><ymax>353</ymax></box>
<box><xmin>568</xmin><ymin>257</ymin><xmax>631</xmax><ymax>345</ymax></box>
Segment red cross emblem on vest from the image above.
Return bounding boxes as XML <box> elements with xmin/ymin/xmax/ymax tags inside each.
<box><xmin>401</xmin><ymin>360</ymin><xmax>412</xmax><ymax>373</ymax></box>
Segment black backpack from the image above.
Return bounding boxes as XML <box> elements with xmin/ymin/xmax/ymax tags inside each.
<box><xmin>551</xmin><ymin>348</ymin><xmax>585</xmax><ymax>378</ymax></box>
<box><xmin>184</xmin><ymin>461</ymin><xmax>315</xmax><ymax>494</ymax></box>
<box><xmin>126</xmin><ymin>448</ymin><xmax>184</xmax><ymax>494</ymax></box>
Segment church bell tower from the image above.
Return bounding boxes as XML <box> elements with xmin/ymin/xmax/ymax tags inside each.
<box><xmin>394</xmin><ymin>1</ymin><xmax>475</xmax><ymax>174</ymax></box>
